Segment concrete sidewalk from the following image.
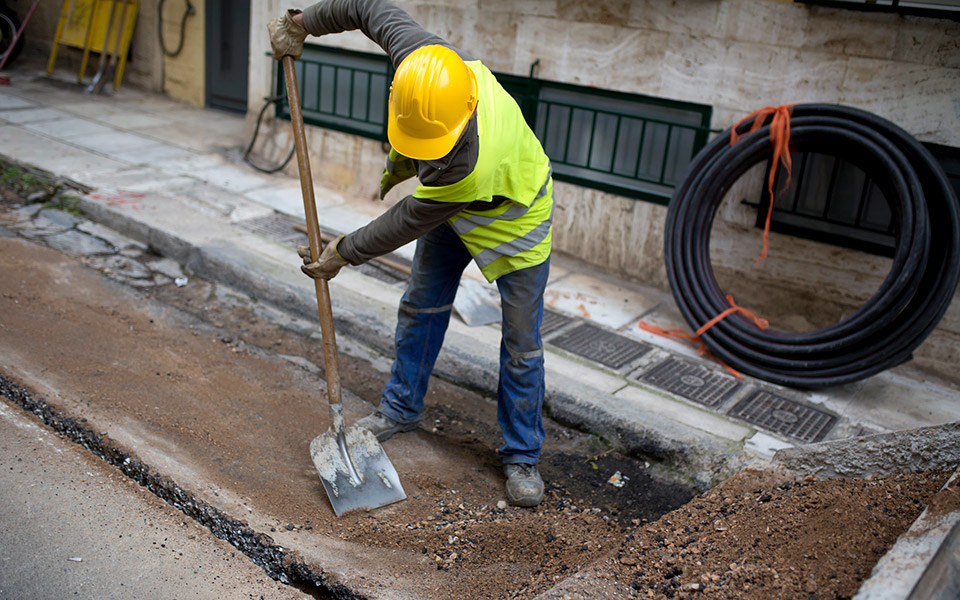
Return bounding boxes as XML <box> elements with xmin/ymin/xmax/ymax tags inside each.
<box><xmin>2</xmin><ymin>66</ymin><xmax>959</xmax><ymax>488</ymax></box>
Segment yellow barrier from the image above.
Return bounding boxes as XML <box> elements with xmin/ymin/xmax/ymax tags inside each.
<box><xmin>47</xmin><ymin>0</ymin><xmax>139</xmax><ymax>91</ymax></box>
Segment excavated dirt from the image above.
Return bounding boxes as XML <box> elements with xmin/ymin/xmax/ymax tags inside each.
<box><xmin>578</xmin><ymin>468</ymin><xmax>957</xmax><ymax>600</ymax></box>
<box><xmin>1</xmin><ymin>180</ymin><xmax>956</xmax><ymax>599</ymax></box>
<box><xmin>0</xmin><ymin>205</ymin><xmax>689</xmax><ymax>599</ymax></box>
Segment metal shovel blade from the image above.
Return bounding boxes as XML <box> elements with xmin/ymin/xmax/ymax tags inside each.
<box><xmin>310</xmin><ymin>425</ymin><xmax>406</xmax><ymax>517</ymax></box>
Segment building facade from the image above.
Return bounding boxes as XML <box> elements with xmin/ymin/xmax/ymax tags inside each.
<box><xmin>17</xmin><ymin>0</ymin><xmax>960</xmax><ymax>379</ymax></box>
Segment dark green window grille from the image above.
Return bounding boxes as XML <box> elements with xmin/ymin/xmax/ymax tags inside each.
<box><xmin>273</xmin><ymin>44</ymin><xmax>392</xmax><ymax>139</ymax></box>
<box><xmin>748</xmin><ymin>143</ymin><xmax>959</xmax><ymax>257</ymax></box>
<box><xmin>273</xmin><ymin>44</ymin><xmax>713</xmax><ymax>203</ymax></box>
<box><xmin>795</xmin><ymin>0</ymin><xmax>960</xmax><ymax>20</ymax></box>
<box><xmin>497</xmin><ymin>75</ymin><xmax>712</xmax><ymax>203</ymax></box>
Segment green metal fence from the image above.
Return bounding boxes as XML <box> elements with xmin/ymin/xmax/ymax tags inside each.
<box><xmin>273</xmin><ymin>44</ymin><xmax>392</xmax><ymax>140</ymax></box>
<box><xmin>795</xmin><ymin>0</ymin><xmax>960</xmax><ymax>21</ymax></box>
<box><xmin>498</xmin><ymin>74</ymin><xmax>712</xmax><ymax>204</ymax></box>
<box><xmin>274</xmin><ymin>44</ymin><xmax>713</xmax><ymax>203</ymax></box>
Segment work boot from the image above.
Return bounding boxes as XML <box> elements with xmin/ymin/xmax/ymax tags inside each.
<box><xmin>354</xmin><ymin>410</ymin><xmax>418</xmax><ymax>442</ymax></box>
<box><xmin>504</xmin><ymin>463</ymin><xmax>544</xmax><ymax>507</ymax></box>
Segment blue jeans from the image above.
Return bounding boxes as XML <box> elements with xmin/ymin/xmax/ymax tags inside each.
<box><xmin>377</xmin><ymin>223</ymin><xmax>549</xmax><ymax>465</ymax></box>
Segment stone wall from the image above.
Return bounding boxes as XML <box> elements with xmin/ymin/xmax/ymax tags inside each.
<box><xmin>245</xmin><ymin>0</ymin><xmax>959</xmax><ymax>379</ymax></box>
<box><xmin>220</xmin><ymin>0</ymin><xmax>960</xmax><ymax>385</ymax></box>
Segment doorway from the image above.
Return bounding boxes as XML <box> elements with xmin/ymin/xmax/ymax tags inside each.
<box><xmin>204</xmin><ymin>0</ymin><xmax>249</xmax><ymax>113</ymax></box>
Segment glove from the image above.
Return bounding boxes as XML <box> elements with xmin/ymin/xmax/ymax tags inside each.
<box><xmin>267</xmin><ymin>9</ymin><xmax>308</xmax><ymax>60</ymax></box>
<box><xmin>298</xmin><ymin>236</ymin><xmax>349</xmax><ymax>280</ymax></box>
<box><xmin>379</xmin><ymin>148</ymin><xmax>417</xmax><ymax>200</ymax></box>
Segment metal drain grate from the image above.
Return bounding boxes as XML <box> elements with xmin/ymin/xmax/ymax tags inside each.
<box><xmin>638</xmin><ymin>357</ymin><xmax>742</xmax><ymax>407</ymax></box>
<box><xmin>236</xmin><ymin>213</ymin><xmax>307</xmax><ymax>246</ymax></box>
<box><xmin>729</xmin><ymin>390</ymin><xmax>837</xmax><ymax>443</ymax></box>
<box><xmin>541</xmin><ymin>309</ymin><xmax>574</xmax><ymax>336</ymax></box>
<box><xmin>549</xmin><ymin>323</ymin><xmax>652</xmax><ymax>370</ymax></box>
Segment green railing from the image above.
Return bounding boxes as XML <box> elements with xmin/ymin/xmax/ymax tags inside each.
<box><xmin>274</xmin><ymin>44</ymin><xmax>713</xmax><ymax>203</ymax></box>
<box><xmin>273</xmin><ymin>44</ymin><xmax>392</xmax><ymax>139</ymax></box>
<box><xmin>795</xmin><ymin>0</ymin><xmax>960</xmax><ymax>21</ymax></box>
<box><xmin>506</xmin><ymin>76</ymin><xmax>712</xmax><ymax>203</ymax></box>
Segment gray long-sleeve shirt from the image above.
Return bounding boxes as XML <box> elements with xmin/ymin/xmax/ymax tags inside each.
<box><xmin>301</xmin><ymin>0</ymin><xmax>491</xmax><ymax>265</ymax></box>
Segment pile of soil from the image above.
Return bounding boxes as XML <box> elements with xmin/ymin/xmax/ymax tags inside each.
<box><xmin>561</xmin><ymin>467</ymin><xmax>958</xmax><ymax>600</ymax></box>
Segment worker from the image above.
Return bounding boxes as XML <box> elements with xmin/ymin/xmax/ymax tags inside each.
<box><xmin>269</xmin><ymin>0</ymin><xmax>554</xmax><ymax>507</ymax></box>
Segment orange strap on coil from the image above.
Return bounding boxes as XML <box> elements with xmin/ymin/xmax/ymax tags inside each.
<box><xmin>730</xmin><ymin>104</ymin><xmax>794</xmax><ymax>265</ymax></box>
<box><xmin>637</xmin><ymin>296</ymin><xmax>769</xmax><ymax>378</ymax></box>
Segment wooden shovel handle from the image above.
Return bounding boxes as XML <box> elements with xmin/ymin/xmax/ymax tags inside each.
<box><xmin>281</xmin><ymin>55</ymin><xmax>343</xmax><ymax>414</ymax></box>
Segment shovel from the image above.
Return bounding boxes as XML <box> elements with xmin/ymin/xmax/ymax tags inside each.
<box><xmin>86</xmin><ymin>0</ymin><xmax>119</xmax><ymax>93</ymax></box>
<box><xmin>91</xmin><ymin>0</ymin><xmax>127</xmax><ymax>94</ymax></box>
<box><xmin>280</xmin><ymin>55</ymin><xmax>406</xmax><ymax>516</ymax></box>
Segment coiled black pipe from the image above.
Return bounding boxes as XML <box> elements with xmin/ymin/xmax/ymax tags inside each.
<box><xmin>664</xmin><ymin>104</ymin><xmax>960</xmax><ymax>388</ymax></box>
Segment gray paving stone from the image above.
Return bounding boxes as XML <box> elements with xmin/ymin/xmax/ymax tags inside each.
<box><xmin>39</xmin><ymin>208</ymin><xmax>82</xmax><ymax>229</ymax></box>
<box><xmin>13</xmin><ymin>213</ymin><xmax>68</xmax><ymax>237</ymax></box>
<box><xmin>25</xmin><ymin>117</ymin><xmax>115</xmax><ymax>140</ymax></box>
<box><xmin>77</xmin><ymin>220</ymin><xmax>145</xmax><ymax>251</ymax></box>
<box><xmin>8</xmin><ymin>203</ymin><xmax>44</xmax><ymax>222</ymax></box>
<box><xmin>85</xmin><ymin>254</ymin><xmax>153</xmax><ymax>280</ymax></box>
<box><xmin>45</xmin><ymin>230</ymin><xmax>114</xmax><ymax>257</ymax></box>
<box><xmin>0</xmin><ymin>94</ymin><xmax>34</xmax><ymax>110</ymax></box>
<box><xmin>0</xmin><ymin>107</ymin><xmax>70</xmax><ymax>124</ymax></box>
<box><xmin>148</xmin><ymin>257</ymin><xmax>185</xmax><ymax>279</ymax></box>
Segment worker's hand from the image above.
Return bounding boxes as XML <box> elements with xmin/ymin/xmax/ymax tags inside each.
<box><xmin>379</xmin><ymin>148</ymin><xmax>417</xmax><ymax>200</ymax></box>
<box><xmin>298</xmin><ymin>236</ymin><xmax>348</xmax><ymax>280</ymax></box>
<box><xmin>267</xmin><ymin>9</ymin><xmax>308</xmax><ymax>60</ymax></box>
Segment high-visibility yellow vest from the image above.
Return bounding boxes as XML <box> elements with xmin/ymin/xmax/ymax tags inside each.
<box><xmin>412</xmin><ymin>61</ymin><xmax>553</xmax><ymax>282</ymax></box>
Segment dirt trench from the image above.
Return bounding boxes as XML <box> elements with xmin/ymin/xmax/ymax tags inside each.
<box><xmin>0</xmin><ymin>186</ymin><xmax>693</xmax><ymax>599</ymax></box>
<box><xmin>1</xmin><ymin>171</ymin><xmax>956</xmax><ymax>599</ymax></box>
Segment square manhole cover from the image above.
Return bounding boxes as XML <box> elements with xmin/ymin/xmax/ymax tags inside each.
<box><xmin>549</xmin><ymin>323</ymin><xmax>652</xmax><ymax>370</ymax></box>
<box><xmin>541</xmin><ymin>309</ymin><xmax>574</xmax><ymax>336</ymax></box>
<box><xmin>729</xmin><ymin>390</ymin><xmax>837</xmax><ymax>443</ymax></box>
<box><xmin>637</xmin><ymin>357</ymin><xmax>742</xmax><ymax>407</ymax></box>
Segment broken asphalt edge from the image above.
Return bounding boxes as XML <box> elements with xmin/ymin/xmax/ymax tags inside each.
<box><xmin>75</xmin><ymin>192</ymin><xmax>755</xmax><ymax>493</ymax></box>
<box><xmin>0</xmin><ymin>374</ymin><xmax>361</xmax><ymax>600</ymax></box>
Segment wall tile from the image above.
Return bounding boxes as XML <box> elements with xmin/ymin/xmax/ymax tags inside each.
<box><xmin>627</xmin><ymin>0</ymin><xmax>726</xmax><ymax>38</ymax></box>
<box><xmin>894</xmin><ymin>17</ymin><xmax>960</xmax><ymax>69</ymax></box>
<box><xmin>557</xmin><ymin>0</ymin><xmax>633</xmax><ymax>25</ymax></box>
<box><xmin>660</xmin><ymin>34</ymin><xmax>849</xmax><ymax>126</ymax></box>
<box><xmin>718</xmin><ymin>0</ymin><xmax>808</xmax><ymax>48</ymax></box>
<box><xmin>515</xmin><ymin>17</ymin><xmax>666</xmax><ymax>92</ymax></box>
<box><xmin>801</xmin><ymin>6</ymin><xmax>899</xmax><ymax>59</ymax></box>
<box><xmin>478</xmin><ymin>0</ymin><xmax>559</xmax><ymax>18</ymax></box>
<box><xmin>840</xmin><ymin>57</ymin><xmax>960</xmax><ymax>145</ymax></box>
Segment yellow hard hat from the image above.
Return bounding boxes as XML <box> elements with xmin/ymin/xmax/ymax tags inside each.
<box><xmin>387</xmin><ymin>45</ymin><xmax>478</xmax><ymax>161</ymax></box>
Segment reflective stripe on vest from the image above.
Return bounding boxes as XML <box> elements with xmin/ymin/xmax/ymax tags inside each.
<box><xmin>456</xmin><ymin>172</ymin><xmax>553</xmax><ymax>271</ymax></box>
<box><xmin>449</xmin><ymin>169</ymin><xmax>552</xmax><ymax>236</ymax></box>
